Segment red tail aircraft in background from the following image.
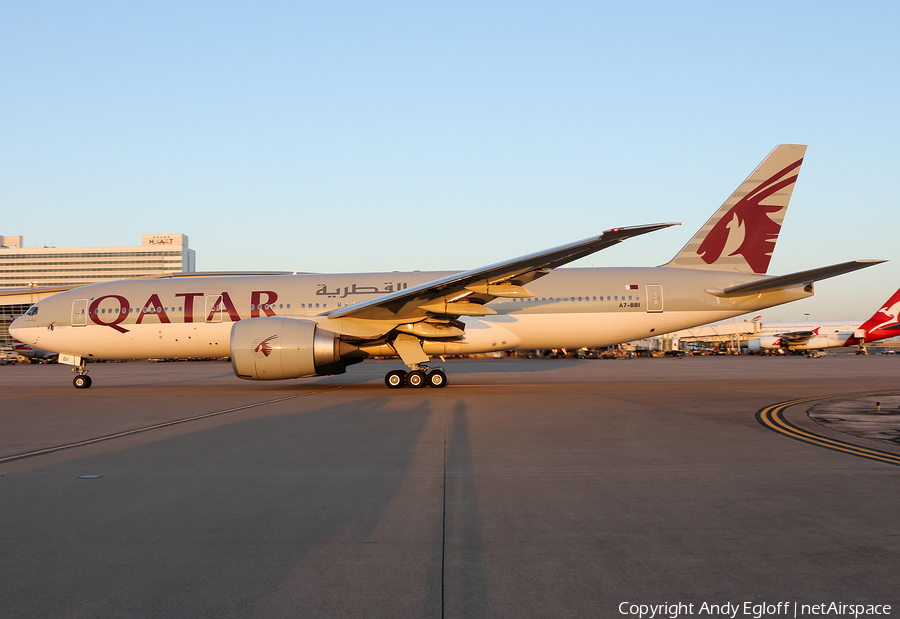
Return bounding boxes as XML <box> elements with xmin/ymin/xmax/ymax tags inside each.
<box><xmin>748</xmin><ymin>287</ymin><xmax>900</xmax><ymax>353</ymax></box>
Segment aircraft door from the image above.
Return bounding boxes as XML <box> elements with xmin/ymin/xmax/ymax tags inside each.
<box><xmin>646</xmin><ymin>285</ymin><xmax>663</xmax><ymax>313</ymax></box>
<box><xmin>72</xmin><ymin>299</ymin><xmax>88</xmax><ymax>326</ymax></box>
<box><xmin>205</xmin><ymin>295</ymin><xmax>223</xmax><ymax>323</ymax></box>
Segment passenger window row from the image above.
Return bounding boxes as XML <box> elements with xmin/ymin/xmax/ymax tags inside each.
<box><xmin>503</xmin><ymin>295</ymin><xmax>640</xmax><ymax>303</ymax></box>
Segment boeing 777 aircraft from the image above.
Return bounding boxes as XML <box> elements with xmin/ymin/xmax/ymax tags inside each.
<box><xmin>10</xmin><ymin>145</ymin><xmax>884</xmax><ymax>389</ymax></box>
<box><xmin>747</xmin><ymin>286</ymin><xmax>900</xmax><ymax>353</ymax></box>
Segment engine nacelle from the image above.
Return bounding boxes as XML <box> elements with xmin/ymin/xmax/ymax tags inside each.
<box><xmin>230</xmin><ymin>317</ymin><xmax>356</xmax><ymax>380</ymax></box>
<box><xmin>798</xmin><ymin>336</ymin><xmax>835</xmax><ymax>350</ymax></box>
<box><xmin>747</xmin><ymin>336</ymin><xmax>783</xmax><ymax>352</ymax></box>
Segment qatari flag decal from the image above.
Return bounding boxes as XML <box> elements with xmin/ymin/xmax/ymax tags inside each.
<box><xmin>626</xmin><ymin>284</ymin><xmax>639</xmax><ymax>290</ymax></box>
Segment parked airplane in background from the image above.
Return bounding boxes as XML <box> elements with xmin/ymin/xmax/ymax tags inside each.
<box><xmin>748</xmin><ymin>287</ymin><xmax>900</xmax><ymax>353</ymax></box>
<box><xmin>9</xmin><ymin>339</ymin><xmax>58</xmax><ymax>363</ymax></box>
<box><xmin>10</xmin><ymin>145</ymin><xmax>884</xmax><ymax>389</ymax></box>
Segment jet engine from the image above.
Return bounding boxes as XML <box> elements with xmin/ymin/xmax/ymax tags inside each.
<box><xmin>797</xmin><ymin>336</ymin><xmax>833</xmax><ymax>350</ymax></box>
<box><xmin>230</xmin><ymin>316</ymin><xmax>362</xmax><ymax>380</ymax></box>
<box><xmin>747</xmin><ymin>337</ymin><xmax>783</xmax><ymax>352</ymax></box>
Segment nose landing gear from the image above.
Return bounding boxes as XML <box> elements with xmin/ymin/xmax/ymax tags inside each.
<box><xmin>73</xmin><ymin>374</ymin><xmax>92</xmax><ymax>389</ymax></box>
<box><xmin>72</xmin><ymin>360</ymin><xmax>92</xmax><ymax>389</ymax></box>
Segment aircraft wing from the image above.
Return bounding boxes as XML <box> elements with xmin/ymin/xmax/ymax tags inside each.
<box><xmin>771</xmin><ymin>330</ymin><xmax>818</xmax><ymax>345</ymax></box>
<box><xmin>327</xmin><ymin>223</ymin><xmax>679</xmax><ymax>321</ymax></box>
<box><xmin>706</xmin><ymin>260</ymin><xmax>886</xmax><ymax>298</ymax></box>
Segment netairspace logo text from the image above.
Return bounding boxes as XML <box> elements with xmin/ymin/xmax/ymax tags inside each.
<box><xmin>618</xmin><ymin>601</ymin><xmax>892</xmax><ymax>619</ymax></box>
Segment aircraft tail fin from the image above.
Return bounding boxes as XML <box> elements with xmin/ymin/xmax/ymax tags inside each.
<box><xmin>663</xmin><ymin>144</ymin><xmax>807</xmax><ymax>274</ymax></box>
<box><xmin>856</xmin><ymin>287</ymin><xmax>900</xmax><ymax>340</ymax></box>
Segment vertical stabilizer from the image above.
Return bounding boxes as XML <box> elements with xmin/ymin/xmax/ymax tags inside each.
<box><xmin>663</xmin><ymin>144</ymin><xmax>807</xmax><ymax>274</ymax></box>
<box><xmin>852</xmin><ymin>287</ymin><xmax>900</xmax><ymax>343</ymax></box>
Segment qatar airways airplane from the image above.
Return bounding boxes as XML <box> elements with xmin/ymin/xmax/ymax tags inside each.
<box><xmin>746</xmin><ymin>286</ymin><xmax>900</xmax><ymax>353</ymax></box>
<box><xmin>10</xmin><ymin>145</ymin><xmax>884</xmax><ymax>389</ymax></box>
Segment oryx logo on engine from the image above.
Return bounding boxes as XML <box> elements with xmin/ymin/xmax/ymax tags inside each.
<box><xmin>253</xmin><ymin>335</ymin><xmax>278</xmax><ymax>357</ymax></box>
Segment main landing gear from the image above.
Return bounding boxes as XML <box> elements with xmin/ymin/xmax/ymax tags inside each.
<box><xmin>384</xmin><ymin>365</ymin><xmax>448</xmax><ymax>389</ymax></box>
<box><xmin>72</xmin><ymin>360</ymin><xmax>92</xmax><ymax>389</ymax></box>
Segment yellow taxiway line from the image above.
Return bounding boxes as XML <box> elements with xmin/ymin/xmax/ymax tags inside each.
<box><xmin>756</xmin><ymin>393</ymin><xmax>900</xmax><ymax>467</ymax></box>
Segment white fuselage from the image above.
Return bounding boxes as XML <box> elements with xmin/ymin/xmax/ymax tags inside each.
<box><xmin>10</xmin><ymin>266</ymin><xmax>813</xmax><ymax>361</ymax></box>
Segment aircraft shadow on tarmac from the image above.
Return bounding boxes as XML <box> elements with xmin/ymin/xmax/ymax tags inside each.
<box><xmin>0</xmin><ymin>394</ymin><xmax>489</xmax><ymax>617</ymax></box>
<box><xmin>308</xmin><ymin>358</ymin><xmax>586</xmax><ymax>386</ymax></box>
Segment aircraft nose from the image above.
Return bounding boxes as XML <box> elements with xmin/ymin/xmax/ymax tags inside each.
<box><xmin>9</xmin><ymin>317</ymin><xmax>32</xmax><ymax>344</ymax></box>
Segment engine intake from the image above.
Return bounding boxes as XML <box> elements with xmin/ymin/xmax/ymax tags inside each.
<box><xmin>230</xmin><ymin>317</ymin><xmax>359</xmax><ymax>380</ymax></box>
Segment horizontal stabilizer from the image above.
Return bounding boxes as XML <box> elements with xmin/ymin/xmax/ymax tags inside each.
<box><xmin>706</xmin><ymin>260</ymin><xmax>886</xmax><ymax>298</ymax></box>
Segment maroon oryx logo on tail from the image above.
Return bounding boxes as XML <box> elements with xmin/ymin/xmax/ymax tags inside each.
<box><xmin>696</xmin><ymin>159</ymin><xmax>802</xmax><ymax>274</ymax></box>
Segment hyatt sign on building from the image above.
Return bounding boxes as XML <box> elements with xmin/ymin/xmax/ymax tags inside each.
<box><xmin>0</xmin><ymin>234</ymin><xmax>195</xmax><ymax>288</ymax></box>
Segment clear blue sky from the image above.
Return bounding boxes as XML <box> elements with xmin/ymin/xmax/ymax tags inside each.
<box><xmin>3</xmin><ymin>1</ymin><xmax>898</xmax><ymax>320</ymax></box>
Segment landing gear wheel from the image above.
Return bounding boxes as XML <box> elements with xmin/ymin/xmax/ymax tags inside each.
<box><xmin>427</xmin><ymin>369</ymin><xmax>447</xmax><ymax>388</ymax></box>
<box><xmin>406</xmin><ymin>369</ymin><xmax>427</xmax><ymax>388</ymax></box>
<box><xmin>385</xmin><ymin>370</ymin><xmax>407</xmax><ymax>388</ymax></box>
<box><xmin>73</xmin><ymin>375</ymin><xmax>92</xmax><ymax>389</ymax></box>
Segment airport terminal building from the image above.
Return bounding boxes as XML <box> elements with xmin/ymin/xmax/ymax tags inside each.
<box><xmin>0</xmin><ymin>234</ymin><xmax>195</xmax><ymax>347</ymax></box>
<box><xmin>0</xmin><ymin>234</ymin><xmax>195</xmax><ymax>288</ymax></box>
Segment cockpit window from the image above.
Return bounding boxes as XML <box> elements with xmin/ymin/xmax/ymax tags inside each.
<box><xmin>24</xmin><ymin>306</ymin><xmax>39</xmax><ymax>316</ymax></box>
